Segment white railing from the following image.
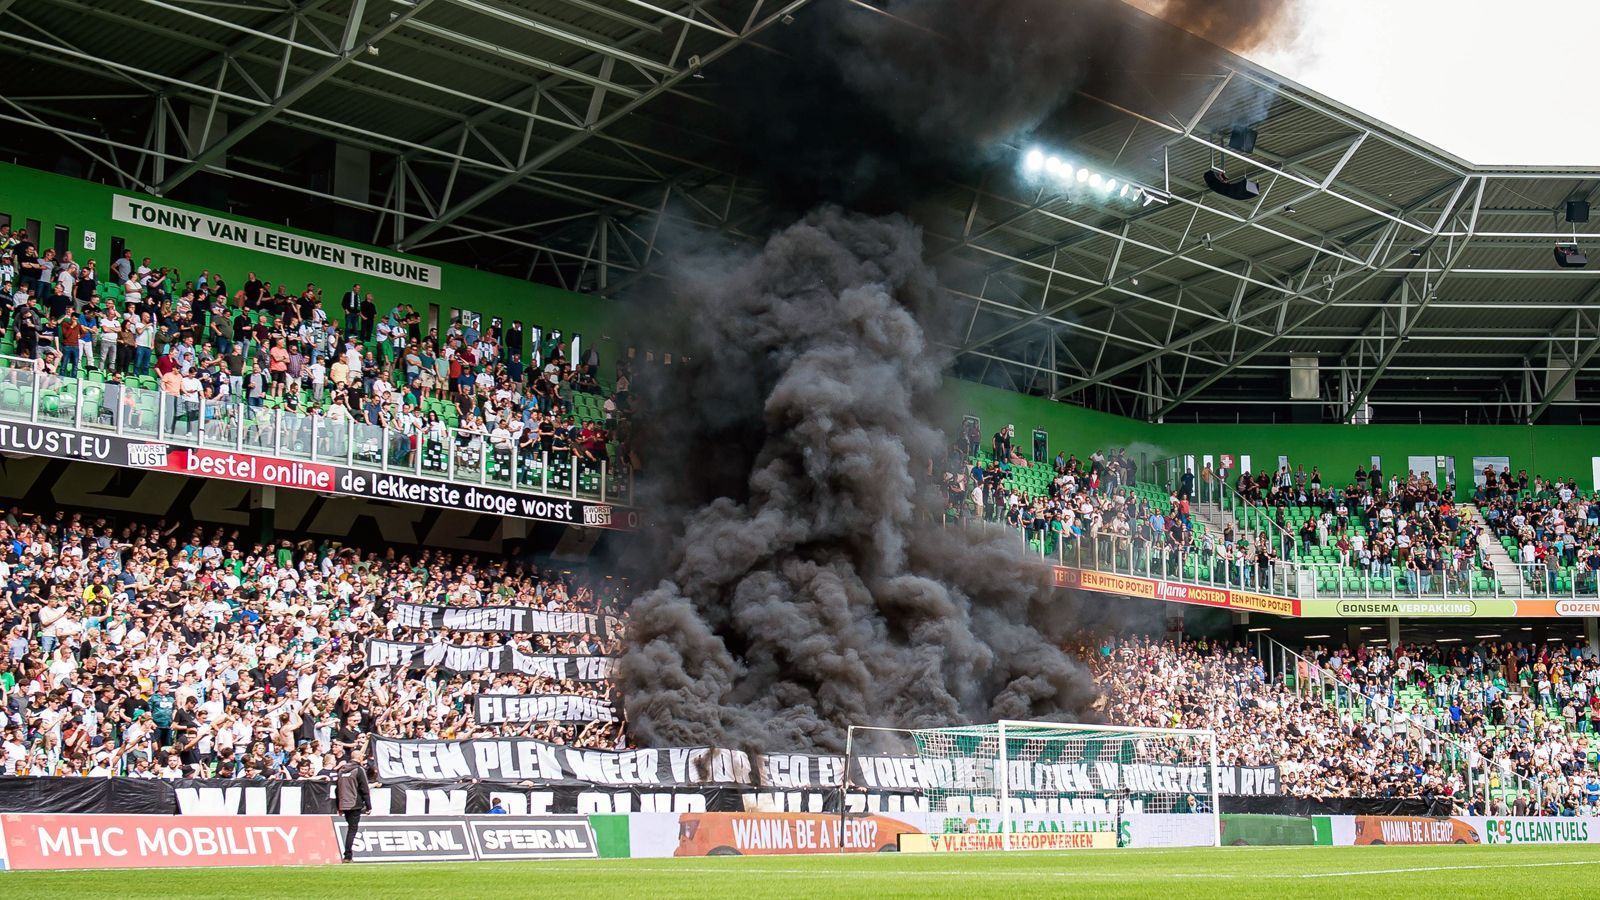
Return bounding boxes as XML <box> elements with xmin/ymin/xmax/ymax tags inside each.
<box><xmin>0</xmin><ymin>357</ymin><xmax>632</xmax><ymax>505</ymax></box>
<box><xmin>953</xmin><ymin>509</ymin><xmax>1600</xmax><ymax>601</ymax></box>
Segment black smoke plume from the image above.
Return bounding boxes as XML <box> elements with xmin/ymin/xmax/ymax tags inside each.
<box><xmin>618</xmin><ymin>0</ymin><xmax>1302</xmax><ymax>752</ymax></box>
<box><xmin>620</xmin><ymin>209</ymin><xmax>1101</xmax><ymax>751</ymax></box>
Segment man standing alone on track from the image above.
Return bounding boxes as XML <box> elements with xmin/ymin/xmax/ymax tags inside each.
<box><xmin>336</xmin><ymin>750</ymin><xmax>372</xmax><ymax>863</ymax></box>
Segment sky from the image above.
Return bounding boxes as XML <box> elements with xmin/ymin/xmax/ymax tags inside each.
<box><xmin>1243</xmin><ymin>0</ymin><xmax>1600</xmax><ymax>167</ymax></box>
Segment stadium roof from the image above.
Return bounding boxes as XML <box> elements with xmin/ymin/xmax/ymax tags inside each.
<box><xmin>9</xmin><ymin>0</ymin><xmax>1600</xmax><ymax>423</ymax></box>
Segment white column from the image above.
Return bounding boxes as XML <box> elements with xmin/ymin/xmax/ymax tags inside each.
<box><xmin>1388</xmin><ymin>616</ymin><xmax>1400</xmax><ymax>650</ymax></box>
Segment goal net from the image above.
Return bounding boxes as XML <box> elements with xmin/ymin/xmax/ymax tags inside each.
<box><xmin>846</xmin><ymin>721</ymin><xmax>1219</xmax><ymax>849</ymax></box>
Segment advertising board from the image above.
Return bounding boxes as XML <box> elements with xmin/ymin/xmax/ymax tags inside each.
<box><xmin>331</xmin><ymin>816</ymin><xmax>598</xmax><ymax>863</ymax></box>
<box><xmin>0</xmin><ymin>420</ymin><xmax>634</xmax><ymax>529</ymax></box>
<box><xmin>1054</xmin><ymin>566</ymin><xmax>1566</xmax><ymax>618</ymax></box>
<box><xmin>0</xmin><ymin>814</ymin><xmax>340</xmax><ymax>870</ymax></box>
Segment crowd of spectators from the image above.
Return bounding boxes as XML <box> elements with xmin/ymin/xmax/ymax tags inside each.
<box><xmin>0</xmin><ymin>225</ymin><xmax>636</xmax><ymax>483</ymax></box>
<box><xmin>1091</xmin><ymin>636</ymin><xmax>1471</xmax><ymax>804</ymax></box>
<box><xmin>0</xmin><ymin>507</ymin><xmax>628</xmax><ymax>779</ymax></box>
<box><xmin>942</xmin><ymin>432</ymin><xmax>1290</xmax><ymax>588</ymax></box>
<box><xmin>1090</xmin><ymin>635</ymin><xmax>1600</xmax><ymax>814</ymax></box>
<box><xmin>951</xmin><ymin>418</ymin><xmax>1600</xmax><ymax>599</ymax></box>
<box><xmin>1302</xmin><ymin>638</ymin><xmax>1600</xmax><ymax>815</ymax></box>
<box><xmin>1224</xmin><ymin>462</ymin><xmax>1490</xmax><ymax>593</ymax></box>
<box><xmin>8</xmin><ymin>488</ymin><xmax>1600</xmax><ymax>812</ymax></box>
<box><xmin>1220</xmin><ymin>460</ymin><xmax>1600</xmax><ymax>594</ymax></box>
<box><xmin>1478</xmin><ymin>469</ymin><xmax>1600</xmax><ymax>592</ymax></box>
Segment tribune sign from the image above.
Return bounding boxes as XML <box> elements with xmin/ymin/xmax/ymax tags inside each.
<box><xmin>114</xmin><ymin>195</ymin><xmax>442</xmax><ymax>290</ymax></box>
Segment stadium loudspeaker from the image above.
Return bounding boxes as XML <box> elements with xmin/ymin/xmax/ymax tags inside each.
<box><xmin>1554</xmin><ymin>244</ymin><xmax>1589</xmax><ymax>269</ymax></box>
<box><xmin>1228</xmin><ymin>125</ymin><xmax>1258</xmax><ymax>153</ymax></box>
<box><xmin>1203</xmin><ymin>168</ymin><xmax>1260</xmax><ymax>202</ymax></box>
<box><xmin>1567</xmin><ymin>200</ymin><xmax>1590</xmax><ymax>223</ymax></box>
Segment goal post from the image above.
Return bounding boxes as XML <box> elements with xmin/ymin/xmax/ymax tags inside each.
<box><xmin>843</xmin><ymin>720</ymin><xmax>1221</xmax><ymax>849</ymax></box>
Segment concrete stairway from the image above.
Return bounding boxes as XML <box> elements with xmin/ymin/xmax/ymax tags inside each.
<box><xmin>1458</xmin><ymin>502</ymin><xmax>1523</xmax><ymax>593</ymax></box>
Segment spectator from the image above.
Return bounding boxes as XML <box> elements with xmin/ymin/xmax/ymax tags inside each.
<box><xmin>0</xmin><ymin>509</ymin><xmax>629</xmax><ymax>778</ymax></box>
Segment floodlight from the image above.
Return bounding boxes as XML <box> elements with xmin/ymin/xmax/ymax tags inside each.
<box><xmin>1025</xmin><ymin>149</ymin><xmax>1045</xmax><ymax>171</ymax></box>
<box><xmin>1554</xmin><ymin>243</ymin><xmax>1588</xmax><ymax>269</ymax></box>
<box><xmin>1203</xmin><ymin>167</ymin><xmax>1259</xmax><ymax>202</ymax></box>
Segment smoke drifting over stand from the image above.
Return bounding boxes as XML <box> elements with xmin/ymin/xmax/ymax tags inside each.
<box><xmin>618</xmin><ymin>0</ymin><xmax>1303</xmax><ymax>752</ymax></box>
<box><xmin>621</xmin><ymin>210</ymin><xmax>1099</xmax><ymax>751</ymax></box>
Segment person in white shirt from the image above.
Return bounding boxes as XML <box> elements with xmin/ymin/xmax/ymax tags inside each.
<box><xmin>97</xmin><ymin>308</ymin><xmax>121</xmax><ymax>371</ymax></box>
<box><xmin>180</xmin><ymin>373</ymin><xmax>203</xmax><ymax>434</ymax></box>
<box><xmin>56</xmin><ymin>252</ymin><xmax>78</xmax><ymax>298</ymax></box>
<box><xmin>309</xmin><ymin>359</ymin><xmax>327</xmax><ymax>402</ymax></box>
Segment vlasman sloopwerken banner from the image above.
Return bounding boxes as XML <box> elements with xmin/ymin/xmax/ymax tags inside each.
<box><xmin>390</xmin><ymin>602</ymin><xmax>616</xmax><ymax>637</ymax></box>
<box><xmin>369</xmin><ymin>737</ymin><xmax>1282</xmax><ymax>797</ymax></box>
<box><xmin>112</xmin><ymin>194</ymin><xmax>442</xmax><ymax>290</ymax></box>
<box><xmin>473</xmin><ymin>693</ymin><xmax>617</xmax><ymax>724</ymax></box>
<box><xmin>364</xmin><ymin>639</ymin><xmax>616</xmax><ymax>680</ymax></box>
<box><xmin>0</xmin><ymin>420</ymin><xmax>636</xmax><ymax>530</ymax></box>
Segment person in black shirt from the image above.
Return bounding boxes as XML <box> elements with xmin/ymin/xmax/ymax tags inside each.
<box><xmin>173</xmin><ymin>697</ymin><xmax>200</xmax><ymax>766</ymax></box>
<box><xmin>46</xmin><ymin>283</ymin><xmax>71</xmax><ymax>320</ymax></box>
<box><xmin>14</xmin><ymin>294</ymin><xmax>39</xmax><ymax>358</ymax></box>
<box><xmin>992</xmin><ymin>426</ymin><xmax>1012</xmax><ymax>461</ymax></box>
<box><xmin>341</xmin><ymin>284</ymin><xmax>361</xmax><ymax>333</ymax></box>
<box><xmin>335</xmin><ymin>751</ymin><xmax>372</xmax><ymax>862</ymax></box>
<box><xmin>358</xmin><ymin>294</ymin><xmax>376</xmax><ymax>341</ymax></box>
<box><xmin>507</xmin><ymin>320</ymin><xmax>523</xmax><ymax>357</ymax></box>
<box><xmin>242</xmin><ymin>272</ymin><xmax>264</xmax><ymax>309</ymax></box>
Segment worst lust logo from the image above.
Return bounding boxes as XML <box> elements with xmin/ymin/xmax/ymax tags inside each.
<box><xmin>127</xmin><ymin>443</ymin><xmax>169</xmax><ymax>467</ymax></box>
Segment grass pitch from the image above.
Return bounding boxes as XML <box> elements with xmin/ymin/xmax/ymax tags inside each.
<box><xmin>4</xmin><ymin>844</ymin><xmax>1597</xmax><ymax>899</ymax></box>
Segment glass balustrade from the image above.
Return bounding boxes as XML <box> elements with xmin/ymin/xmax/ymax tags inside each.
<box><xmin>0</xmin><ymin>358</ymin><xmax>632</xmax><ymax>506</ymax></box>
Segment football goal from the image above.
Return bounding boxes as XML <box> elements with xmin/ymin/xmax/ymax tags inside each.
<box><xmin>844</xmin><ymin>720</ymin><xmax>1220</xmax><ymax>849</ymax></box>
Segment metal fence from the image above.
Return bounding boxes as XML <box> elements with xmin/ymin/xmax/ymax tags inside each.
<box><xmin>956</xmin><ymin>509</ymin><xmax>1600</xmax><ymax>601</ymax></box>
<box><xmin>0</xmin><ymin>356</ymin><xmax>631</xmax><ymax>504</ymax></box>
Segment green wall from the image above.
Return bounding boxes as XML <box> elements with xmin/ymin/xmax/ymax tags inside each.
<box><xmin>14</xmin><ymin>157</ymin><xmax>1592</xmax><ymax>487</ymax></box>
<box><xmin>944</xmin><ymin>380</ymin><xmax>1149</xmax><ymax>460</ymax></box>
<box><xmin>1147</xmin><ymin>422</ymin><xmax>1600</xmax><ymax>493</ymax></box>
<box><xmin>0</xmin><ymin>162</ymin><xmax>613</xmax><ymax>354</ymax></box>
<box><xmin>949</xmin><ymin>379</ymin><xmax>1600</xmax><ymax>495</ymax></box>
